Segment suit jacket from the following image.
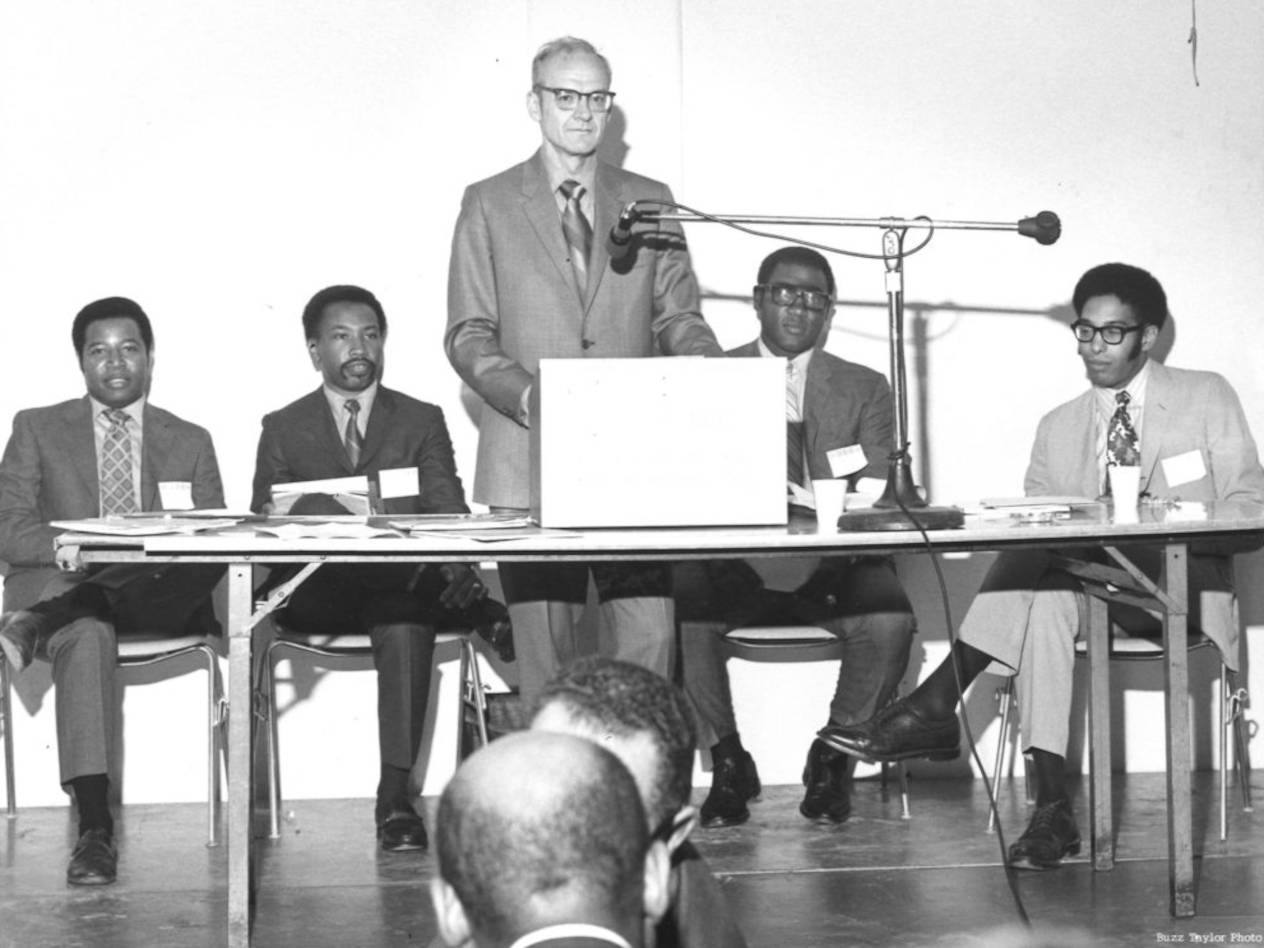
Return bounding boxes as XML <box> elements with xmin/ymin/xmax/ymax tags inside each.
<box><xmin>250</xmin><ymin>385</ymin><xmax>468</xmax><ymax>516</ymax></box>
<box><xmin>446</xmin><ymin>149</ymin><xmax>723</xmax><ymax>508</ymax></box>
<box><xmin>728</xmin><ymin>341</ymin><xmax>893</xmax><ymax>485</ymax></box>
<box><xmin>0</xmin><ymin>396</ymin><xmax>223</xmax><ymax>610</ymax></box>
<box><xmin>1024</xmin><ymin>360</ymin><xmax>1264</xmax><ymax>666</ymax></box>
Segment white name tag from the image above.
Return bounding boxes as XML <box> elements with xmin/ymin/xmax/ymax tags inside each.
<box><xmin>378</xmin><ymin>466</ymin><xmax>420</xmax><ymax>499</ymax></box>
<box><xmin>827</xmin><ymin>444</ymin><xmax>867</xmax><ymax>478</ymax></box>
<box><xmin>1161</xmin><ymin>449</ymin><xmax>1206</xmax><ymax>488</ymax></box>
<box><xmin>158</xmin><ymin>481</ymin><xmax>194</xmax><ymax>510</ymax></box>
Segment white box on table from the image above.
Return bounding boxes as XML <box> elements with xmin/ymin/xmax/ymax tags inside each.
<box><xmin>530</xmin><ymin>357</ymin><xmax>787</xmax><ymax>528</ymax></box>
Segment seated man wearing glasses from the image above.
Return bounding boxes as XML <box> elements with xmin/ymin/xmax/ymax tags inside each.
<box><xmin>446</xmin><ymin>36</ymin><xmax>722</xmax><ymax>707</ymax></box>
<box><xmin>674</xmin><ymin>246</ymin><xmax>916</xmax><ymax>828</ymax></box>
<box><xmin>821</xmin><ymin>262</ymin><xmax>1264</xmax><ymax>870</ymax></box>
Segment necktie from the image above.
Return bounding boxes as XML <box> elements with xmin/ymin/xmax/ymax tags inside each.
<box><xmin>344</xmin><ymin>398</ymin><xmax>363</xmax><ymax>469</ymax></box>
<box><xmin>559</xmin><ymin>179</ymin><xmax>592</xmax><ymax>299</ymax></box>
<box><xmin>99</xmin><ymin>409</ymin><xmax>138</xmax><ymax>515</ymax></box>
<box><xmin>785</xmin><ymin>361</ymin><xmax>807</xmax><ymax>487</ymax></box>
<box><xmin>1104</xmin><ymin>390</ymin><xmax>1140</xmax><ymax>492</ymax></box>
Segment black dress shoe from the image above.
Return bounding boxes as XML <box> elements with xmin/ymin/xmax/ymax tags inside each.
<box><xmin>378</xmin><ymin>808</ymin><xmax>428</xmax><ymax>852</ymax></box>
<box><xmin>817</xmin><ymin>696</ymin><xmax>960</xmax><ymax>763</ymax></box>
<box><xmin>800</xmin><ymin>739</ymin><xmax>851</xmax><ymax>823</ymax></box>
<box><xmin>700</xmin><ymin>750</ymin><xmax>761</xmax><ymax>828</ymax></box>
<box><xmin>468</xmin><ymin>598</ymin><xmax>514</xmax><ymax>664</ymax></box>
<box><xmin>0</xmin><ymin>610</ymin><xmax>47</xmax><ymax>673</ymax></box>
<box><xmin>67</xmin><ymin>828</ymin><xmax>117</xmax><ymax>886</ymax></box>
<box><xmin>1008</xmin><ymin>799</ymin><xmax>1081</xmax><ymax>870</ymax></box>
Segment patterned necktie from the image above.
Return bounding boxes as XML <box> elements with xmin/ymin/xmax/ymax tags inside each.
<box><xmin>559</xmin><ymin>179</ymin><xmax>592</xmax><ymax>299</ymax></box>
<box><xmin>1104</xmin><ymin>390</ymin><xmax>1140</xmax><ymax>493</ymax></box>
<box><xmin>344</xmin><ymin>398</ymin><xmax>363</xmax><ymax>468</ymax></box>
<box><xmin>100</xmin><ymin>408</ymin><xmax>138</xmax><ymax>515</ymax></box>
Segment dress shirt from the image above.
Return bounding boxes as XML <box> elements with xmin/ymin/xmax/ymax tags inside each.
<box><xmin>758</xmin><ymin>339</ymin><xmax>814</xmax><ymax>423</ymax></box>
<box><xmin>1093</xmin><ymin>359</ymin><xmax>1150</xmax><ymax>491</ymax></box>
<box><xmin>323</xmin><ymin>382</ymin><xmax>378</xmax><ymax>441</ymax></box>
<box><xmin>508</xmin><ymin>922</ymin><xmax>633</xmax><ymax>948</ymax></box>
<box><xmin>90</xmin><ymin>395</ymin><xmax>145</xmax><ymax>511</ymax></box>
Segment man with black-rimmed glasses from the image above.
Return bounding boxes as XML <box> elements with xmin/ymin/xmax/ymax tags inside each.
<box><xmin>821</xmin><ymin>262</ymin><xmax>1264</xmax><ymax>870</ymax></box>
<box><xmin>446</xmin><ymin>36</ymin><xmax>722</xmax><ymax>705</ymax></box>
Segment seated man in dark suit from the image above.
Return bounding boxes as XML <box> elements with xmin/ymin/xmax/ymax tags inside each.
<box><xmin>822</xmin><ymin>262</ymin><xmax>1264</xmax><ymax>869</ymax></box>
<box><xmin>251</xmin><ymin>284</ymin><xmax>508</xmax><ymax>852</ymax></box>
<box><xmin>532</xmin><ymin>656</ymin><xmax>749</xmax><ymax>948</ymax></box>
<box><xmin>0</xmin><ymin>297</ymin><xmax>225</xmax><ymax>885</ymax></box>
<box><xmin>431</xmin><ymin>730</ymin><xmax>668</xmax><ymax>948</ymax></box>
<box><xmin>674</xmin><ymin>246</ymin><xmax>916</xmax><ymax>827</ymax></box>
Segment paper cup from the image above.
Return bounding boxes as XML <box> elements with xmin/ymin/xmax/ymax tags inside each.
<box><xmin>812</xmin><ymin>479</ymin><xmax>848</xmax><ymax>533</ymax></box>
<box><xmin>1108</xmin><ymin>465</ymin><xmax>1140</xmax><ymax>523</ymax></box>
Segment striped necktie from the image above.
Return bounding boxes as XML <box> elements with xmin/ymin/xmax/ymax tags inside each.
<box><xmin>559</xmin><ymin>179</ymin><xmax>592</xmax><ymax>299</ymax></box>
<box><xmin>100</xmin><ymin>408</ymin><xmax>138</xmax><ymax>515</ymax></box>
<box><xmin>344</xmin><ymin>398</ymin><xmax>363</xmax><ymax>468</ymax></box>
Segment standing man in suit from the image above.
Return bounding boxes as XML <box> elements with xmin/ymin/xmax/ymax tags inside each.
<box><xmin>252</xmin><ymin>284</ymin><xmax>498</xmax><ymax>852</ymax></box>
<box><xmin>822</xmin><ymin>262</ymin><xmax>1264</xmax><ymax>869</ymax></box>
<box><xmin>431</xmin><ymin>730</ymin><xmax>669</xmax><ymax>948</ymax></box>
<box><xmin>674</xmin><ymin>247</ymin><xmax>916</xmax><ymax>828</ymax></box>
<box><xmin>532</xmin><ymin>656</ymin><xmax>749</xmax><ymax>948</ymax></box>
<box><xmin>0</xmin><ymin>296</ymin><xmax>224</xmax><ymax>885</ymax></box>
<box><xmin>446</xmin><ymin>36</ymin><xmax>724</xmax><ymax>703</ymax></box>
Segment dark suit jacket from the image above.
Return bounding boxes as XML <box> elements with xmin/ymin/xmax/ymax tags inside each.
<box><xmin>728</xmin><ymin>341</ymin><xmax>893</xmax><ymax>486</ymax></box>
<box><xmin>250</xmin><ymin>385</ymin><xmax>468</xmax><ymax>515</ymax></box>
<box><xmin>446</xmin><ymin>148</ymin><xmax>722</xmax><ymax>508</ymax></box>
<box><xmin>0</xmin><ymin>396</ymin><xmax>223</xmax><ymax>610</ymax></box>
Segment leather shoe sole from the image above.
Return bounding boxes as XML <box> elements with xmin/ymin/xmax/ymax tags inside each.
<box><xmin>67</xmin><ymin>829</ymin><xmax>117</xmax><ymax>886</ymax></box>
<box><xmin>818</xmin><ymin>699</ymin><xmax>960</xmax><ymax>763</ymax></box>
<box><xmin>0</xmin><ymin>610</ymin><xmax>44</xmax><ymax>673</ymax></box>
<box><xmin>378</xmin><ymin>812</ymin><xmax>428</xmax><ymax>852</ymax></box>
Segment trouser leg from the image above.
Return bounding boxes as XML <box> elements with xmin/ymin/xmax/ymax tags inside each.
<box><xmin>1015</xmin><ymin>576</ymin><xmax>1083</xmax><ymax>757</ymax></box>
<box><xmin>42</xmin><ymin>616</ymin><xmax>117</xmax><ymax>784</ymax></box>
<box><xmin>499</xmin><ymin>563</ymin><xmax>588</xmax><ymax>704</ymax></box>
<box><xmin>594</xmin><ymin>563</ymin><xmax>674</xmax><ymax>678</ymax></box>
<box><xmin>370</xmin><ymin>622</ymin><xmax>437</xmax><ymax>771</ymax></box>
<box><xmin>678</xmin><ymin>620</ymin><xmax>734</xmax><ymax>748</ymax></box>
<box><xmin>825</xmin><ymin>610</ymin><xmax>915</xmax><ymax>727</ymax></box>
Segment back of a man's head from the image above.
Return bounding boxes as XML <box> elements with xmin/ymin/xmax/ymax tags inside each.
<box><xmin>433</xmin><ymin>730</ymin><xmax>650</xmax><ymax>948</ymax></box>
<box><xmin>531</xmin><ymin>656</ymin><xmax>697</xmax><ymax>836</ymax></box>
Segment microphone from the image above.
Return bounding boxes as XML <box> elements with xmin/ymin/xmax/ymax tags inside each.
<box><xmin>1017</xmin><ymin>211</ymin><xmax>1061</xmax><ymax>245</ymax></box>
<box><xmin>607</xmin><ymin>202</ymin><xmax>644</xmax><ymax>262</ymax></box>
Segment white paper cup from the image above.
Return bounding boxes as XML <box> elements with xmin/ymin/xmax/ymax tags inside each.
<box><xmin>1108</xmin><ymin>465</ymin><xmax>1141</xmax><ymax>523</ymax></box>
<box><xmin>812</xmin><ymin>479</ymin><xmax>848</xmax><ymax>532</ymax></box>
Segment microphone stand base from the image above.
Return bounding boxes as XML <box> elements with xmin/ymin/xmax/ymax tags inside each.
<box><xmin>836</xmin><ymin>505</ymin><xmax>965</xmax><ymax>532</ymax></box>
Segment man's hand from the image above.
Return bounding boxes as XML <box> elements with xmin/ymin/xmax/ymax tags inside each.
<box><xmin>439</xmin><ymin>564</ymin><xmax>486</xmax><ymax>610</ymax></box>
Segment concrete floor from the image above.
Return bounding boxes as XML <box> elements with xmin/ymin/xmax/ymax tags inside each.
<box><xmin>0</xmin><ymin>771</ymin><xmax>1261</xmax><ymax>947</ymax></box>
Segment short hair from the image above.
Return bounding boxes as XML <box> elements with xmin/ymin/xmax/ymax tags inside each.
<box><xmin>756</xmin><ymin>245</ymin><xmax>837</xmax><ymax>298</ymax></box>
<box><xmin>436</xmin><ymin>733</ymin><xmax>647</xmax><ymax>945</ymax></box>
<box><xmin>531</xmin><ymin>36</ymin><xmax>612</xmax><ymax>87</ymax></box>
<box><xmin>1071</xmin><ymin>263</ymin><xmax>1168</xmax><ymax>330</ymax></box>
<box><xmin>71</xmin><ymin>297</ymin><xmax>153</xmax><ymax>358</ymax></box>
<box><xmin>534</xmin><ymin>656</ymin><xmax>696</xmax><ymax>832</ymax></box>
<box><xmin>300</xmin><ymin>285</ymin><xmax>387</xmax><ymax>341</ymax></box>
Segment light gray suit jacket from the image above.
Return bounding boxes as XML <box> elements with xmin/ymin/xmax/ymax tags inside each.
<box><xmin>0</xmin><ymin>396</ymin><xmax>223</xmax><ymax>610</ymax></box>
<box><xmin>446</xmin><ymin>149</ymin><xmax>722</xmax><ymax>508</ymax></box>
<box><xmin>1007</xmin><ymin>360</ymin><xmax>1264</xmax><ymax>666</ymax></box>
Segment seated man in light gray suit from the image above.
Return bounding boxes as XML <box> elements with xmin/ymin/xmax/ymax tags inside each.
<box><xmin>822</xmin><ymin>262</ymin><xmax>1264</xmax><ymax>869</ymax></box>
<box><xmin>0</xmin><ymin>297</ymin><xmax>225</xmax><ymax>886</ymax></box>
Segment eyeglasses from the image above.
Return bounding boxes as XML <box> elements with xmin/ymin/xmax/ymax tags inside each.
<box><xmin>534</xmin><ymin>86</ymin><xmax>616</xmax><ymax>113</ymax></box>
<box><xmin>756</xmin><ymin>283</ymin><xmax>832</xmax><ymax>312</ymax></box>
<box><xmin>1070</xmin><ymin>320</ymin><xmax>1145</xmax><ymax>345</ymax></box>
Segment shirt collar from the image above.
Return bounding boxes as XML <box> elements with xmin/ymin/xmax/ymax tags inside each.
<box><xmin>323</xmin><ymin>381</ymin><xmax>378</xmax><ymax>421</ymax></box>
<box><xmin>89</xmin><ymin>395</ymin><xmax>145</xmax><ymax>426</ymax></box>
<box><xmin>538</xmin><ymin>147</ymin><xmax>597</xmax><ymax>203</ymax></box>
<box><xmin>1093</xmin><ymin>358</ymin><xmax>1151</xmax><ymax>414</ymax></box>
<box><xmin>757</xmin><ymin>338</ymin><xmax>815</xmax><ymax>376</ymax></box>
<box><xmin>508</xmin><ymin>923</ymin><xmax>633</xmax><ymax>948</ymax></box>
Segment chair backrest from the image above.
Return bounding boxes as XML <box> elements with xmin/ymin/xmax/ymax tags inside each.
<box><xmin>721</xmin><ymin>625</ymin><xmax>843</xmax><ymax>662</ymax></box>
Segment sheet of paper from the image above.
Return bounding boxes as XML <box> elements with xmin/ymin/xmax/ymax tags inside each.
<box><xmin>52</xmin><ymin>517</ymin><xmax>241</xmax><ymax>536</ymax></box>
<box><xmin>254</xmin><ymin>521</ymin><xmax>400</xmax><ymax>540</ymax></box>
<box><xmin>390</xmin><ymin>514</ymin><xmax>537</xmax><ymax>532</ymax></box>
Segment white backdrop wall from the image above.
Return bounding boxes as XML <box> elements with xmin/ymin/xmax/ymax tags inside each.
<box><xmin>2</xmin><ymin>1</ymin><xmax>1261</xmax><ymax>807</ymax></box>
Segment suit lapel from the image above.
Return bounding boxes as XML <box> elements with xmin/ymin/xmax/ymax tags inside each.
<box><xmin>359</xmin><ymin>386</ymin><xmax>393</xmax><ymax>472</ymax></box>
<box><xmin>1139</xmin><ymin>361</ymin><xmax>1171</xmax><ymax>491</ymax></box>
<box><xmin>66</xmin><ymin>397</ymin><xmax>100</xmax><ymax>510</ymax></box>
<box><xmin>520</xmin><ymin>153</ymin><xmax>577</xmax><ymax>294</ymax></box>
<box><xmin>583</xmin><ymin>164</ymin><xmax>619</xmax><ymax>313</ymax></box>
<box><xmin>140</xmin><ymin>403</ymin><xmax>169</xmax><ymax>510</ymax></box>
<box><xmin>309</xmin><ymin>388</ymin><xmax>356</xmax><ymax>475</ymax></box>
